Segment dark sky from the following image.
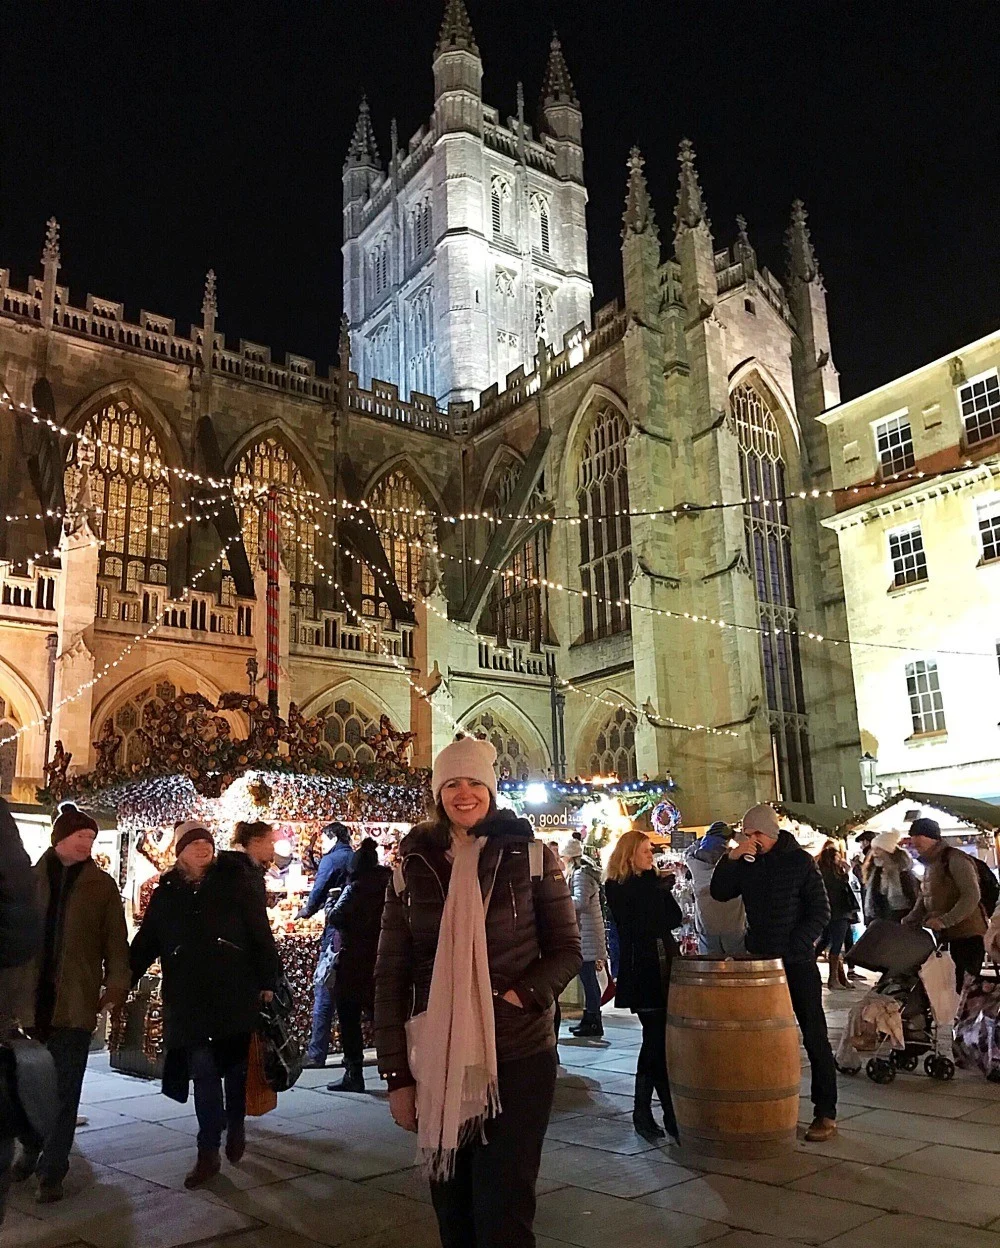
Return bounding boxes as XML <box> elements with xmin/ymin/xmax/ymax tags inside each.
<box><xmin>4</xmin><ymin>1</ymin><xmax>998</xmax><ymax>400</ymax></box>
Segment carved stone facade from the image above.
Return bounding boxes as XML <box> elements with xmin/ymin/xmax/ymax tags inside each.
<box><xmin>0</xmin><ymin>3</ymin><xmax>861</xmax><ymax>825</ymax></box>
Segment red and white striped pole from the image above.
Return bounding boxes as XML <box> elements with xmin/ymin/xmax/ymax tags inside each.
<box><xmin>265</xmin><ymin>487</ymin><xmax>280</xmax><ymax>712</ymax></box>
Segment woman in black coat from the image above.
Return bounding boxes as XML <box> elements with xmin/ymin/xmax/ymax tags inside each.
<box><xmin>815</xmin><ymin>841</ymin><xmax>860</xmax><ymax>991</ymax></box>
<box><xmin>325</xmin><ymin>838</ymin><xmax>391</xmax><ymax>1093</ymax></box>
<box><xmin>130</xmin><ymin>823</ymin><xmax>280</xmax><ymax>1188</ymax></box>
<box><xmin>604</xmin><ymin>830</ymin><xmax>682</xmax><ymax>1143</ymax></box>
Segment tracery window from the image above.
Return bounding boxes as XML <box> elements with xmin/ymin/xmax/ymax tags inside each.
<box><xmin>491</xmin><ymin>176</ymin><xmax>512</xmax><ymax>239</ymax></box>
<box><xmin>494</xmin><ymin>269</ymin><xmax>519</xmax><ymax>384</ymax></box>
<box><xmin>361</xmin><ymin>469</ymin><xmax>427</xmax><ymax>621</ymax></box>
<box><xmin>587</xmin><ymin>706</ymin><xmax>637</xmax><ymax>781</ymax></box>
<box><xmin>64</xmin><ymin>402</ymin><xmax>170</xmax><ymax>611</ymax></box>
<box><xmin>411</xmin><ymin>199</ymin><xmax>432</xmax><ymax>261</ymax></box>
<box><xmin>408</xmin><ymin>285</ymin><xmax>435</xmax><ymax>398</ymax></box>
<box><xmin>484</xmin><ymin>460</ymin><xmax>548</xmax><ymax>651</ymax></box>
<box><xmin>319</xmin><ymin>696</ymin><xmax>382</xmax><ymax>765</ymax></box>
<box><xmin>233</xmin><ymin>438</ymin><xmax>317</xmax><ymax>614</ymax></box>
<box><xmin>105</xmin><ymin>680</ymin><xmax>181</xmax><ymax>772</ymax></box>
<box><xmin>734</xmin><ymin>379</ymin><xmax>813</xmax><ymax>803</ymax></box>
<box><xmin>0</xmin><ymin>697</ymin><xmax>18</xmax><ymax>795</ymax></box>
<box><xmin>534</xmin><ymin>288</ymin><xmax>554</xmax><ymax>345</ymax></box>
<box><xmin>578</xmin><ymin>405</ymin><xmax>631</xmax><ymax>641</ymax></box>
<box><xmin>371</xmin><ymin>237</ymin><xmax>390</xmax><ymax>300</ymax></box>
<box><xmin>464</xmin><ymin>708</ymin><xmax>538</xmax><ymax>781</ymax></box>
<box><xmin>529</xmin><ymin>194</ymin><xmax>550</xmax><ymax>255</ymax></box>
<box><xmin>368</xmin><ymin>321</ymin><xmax>393</xmax><ymax>387</ymax></box>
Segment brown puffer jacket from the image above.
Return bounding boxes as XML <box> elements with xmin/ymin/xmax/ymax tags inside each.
<box><xmin>374</xmin><ymin>809</ymin><xmax>581</xmax><ymax>1090</ymax></box>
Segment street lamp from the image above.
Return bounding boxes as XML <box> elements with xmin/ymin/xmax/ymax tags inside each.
<box><xmin>859</xmin><ymin>752</ymin><xmax>878</xmax><ymax>792</ymax></box>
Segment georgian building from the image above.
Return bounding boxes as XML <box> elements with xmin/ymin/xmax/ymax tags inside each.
<box><xmin>0</xmin><ymin>0</ymin><xmax>862</xmax><ymax>825</ymax></box>
<box><xmin>820</xmin><ymin>328</ymin><xmax>1000</xmax><ymax>802</ymax></box>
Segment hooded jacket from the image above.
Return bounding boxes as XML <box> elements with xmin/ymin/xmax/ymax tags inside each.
<box><xmin>373</xmin><ymin>808</ymin><xmax>580</xmax><ymax>1091</ymax></box>
<box><xmin>710</xmin><ymin>829</ymin><xmax>830</xmax><ymax>963</ymax></box>
<box><xmin>567</xmin><ymin>854</ymin><xmax>608</xmax><ymax>962</ymax></box>
<box><xmin>685</xmin><ymin>833</ymin><xmax>746</xmax><ymax>939</ymax></box>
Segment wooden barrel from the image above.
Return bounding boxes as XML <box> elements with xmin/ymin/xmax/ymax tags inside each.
<box><xmin>666</xmin><ymin>958</ymin><xmax>800</xmax><ymax>1158</ymax></box>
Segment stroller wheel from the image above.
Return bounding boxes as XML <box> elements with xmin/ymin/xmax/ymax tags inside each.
<box><xmin>897</xmin><ymin>1049</ymin><xmax>920</xmax><ymax>1072</ymax></box>
<box><xmin>925</xmin><ymin>1055</ymin><xmax>955</xmax><ymax>1081</ymax></box>
<box><xmin>866</xmin><ymin>1058</ymin><xmax>895</xmax><ymax>1084</ymax></box>
<box><xmin>834</xmin><ymin>1060</ymin><xmax>859</xmax><ymax>1076</ymax></box>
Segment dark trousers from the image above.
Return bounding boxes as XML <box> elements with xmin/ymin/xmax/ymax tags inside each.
<box><xmin>607</xmin><ymin>919</ymin><xmax>620</xmax><ymax>982</ymax></box>
<box><xmin>430</xmin><ymin>1049</ymin><xmax>557</xmax><ymax>1248</ymax></box>
<box><xmin>190</xmin><ymin>1046</ymin><xmax>248</xmax><ymax>1151</ymax></box>
<box><xmin>819</xmin><ymin>917</ymin><xmax>852</xmax><ymax>959</ymax></box>
<box><xmin>636</xmin><ymin>1008</ymin><xmax>676</xmax><ymax>1131</ymax></box>
<box><xmin>0</xmin><ymin>1135</ymin><xmax>14</xmax><ymax>1226</ymax></box>
<box><xmin>784</xmin><ymin>960</ymin><xmax>837</xmax><ymax>1121</ymax></box>
<box><xmin>578</xmin><ymin>961</ymin><xmax>602</xmax><ymax>1015</ymax></box>
<box><xmin>17</xmin><ymin>1027</ymin><xmax>90</xmax><ymax>1184</ymax></box>
<box><xmin>949</xmin><ymin>935</ymin><xmax>985</xmax><ymax>993</ymax></box>
<box><xmin>307</xmin><ymin>980</ymin><xmax>336</xmax><ymax>1064</ymax></box>
<box><xmin>335</xmin><ymin>992</ymin><xmax>364</xmax><ymax>1069</ymax></box>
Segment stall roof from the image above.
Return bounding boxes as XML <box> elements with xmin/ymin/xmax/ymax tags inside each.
<box><xmin>844</xmin><ymin>791</ymin><xmax>1000</xmax><ymax>834</ymax></box>
<box><xmin>774</xmin><ymin>801</ymin><xmax>858</xmax><ymax>836</ymax></box>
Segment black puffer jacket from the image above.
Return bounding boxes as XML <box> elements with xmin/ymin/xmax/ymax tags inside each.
<box><xmin>605</xmin><ymin>871</ymin><xmax>683</xmax><ymax>1011</ymax></box>
<box><xmin>820</xmin><ymin>864</ymin><xmax>860</xmax><ymax>924</ymax></box>
<box><xmin>328</xmin><ymin>864</ymin><xmax>391</xmax><ymax>1004</ymax></box>
<box><xmin>710</xmin><ymin>830</ymin><xmax>829</xmax><ymax>963</ymax></box>
<box><xmin>374</xmin><ymin>809</ymin><xmax>581</xmax><ymax>1090</ymax></box>
<box><xmin>0</xmin><ymin>797</ymin><xmax>41</xmax><ymax>972</ymax></box>
<box><xmin>130</xmin><ymin>856</ymin><xmax>280</xmax><ymax>1051</ymax></box>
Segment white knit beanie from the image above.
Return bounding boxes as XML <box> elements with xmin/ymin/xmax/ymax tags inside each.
<box><xmin>871</xmin><ymin>830</ymin><xmax>902</xmax><ymax>854</ymax></box>
<box><xmin>741</xmin><ymin>803</ymin><xmax>781</xmax><ymax>840</ymax></box>
<box><xmin>432</xmin><ymin>737</ymin><xmax>498</xmax><ymax>801</ymax></box>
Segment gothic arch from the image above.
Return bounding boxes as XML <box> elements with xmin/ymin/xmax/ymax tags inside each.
<box><xmin>360</xmin><ymin>454</ymin><xmax>445</xmax><ymax>517</ymax></box>
<box><xmin>92</xmin><ymin>660</ymin><xmax>230</xmax><ymax>729</ymax></box>
<box><xmin>0</xmin><ymin>656</ymin><xmax>47</xmax><ymax>790</ymax></box>
<box><xmin>474</xmin><ymin>444</ymin><xmax>525</xmax><ymax>514</ymax></box>
<box><xmin>224</xmin><ymin>420</ymin><xmax>329</xmax><ymax>499</ymax></box>
<box><xmin>301</xmin><ymin>677</ymin><xmax>403</xmax><ymax>766</ymax></box>
<box><xmin>459</xmin><ymin>692</ymin><xmax>551</xmax><ymax>776</ymax></box>
<box><xmin>298</xmin><ymin>675</ymin><xmax>397</xmax><ymax>723</ymax></box>
<box><xmin>556</xmin><ymin>383</ymin><xmax>631</xmax><ymax>516</ymax></box>
<box><xmin>728</xmin><ymin>360</ymin><xmax>804</xmax><ymax>468</ymax></box>
<box><xmin>63</xmin><ymin>380</ymin><xmax>185</xmax><ymax>473</ymax></box>
<box><xmin>570</xmin><ymin>691</ymin><xmax>638</xmax><ymax>780</ymax></box>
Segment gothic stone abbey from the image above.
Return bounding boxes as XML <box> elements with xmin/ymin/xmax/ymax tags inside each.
<box><xmin>0</xmin><ymin>1</ymin><xmax>861</xmax><ymax>825</ymax></box>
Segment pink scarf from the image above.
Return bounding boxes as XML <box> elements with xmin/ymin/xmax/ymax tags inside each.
<box><xmin>406</xmin><ymin>834</ymin><xmax>500</xmax><ymax>1180</ymax></box>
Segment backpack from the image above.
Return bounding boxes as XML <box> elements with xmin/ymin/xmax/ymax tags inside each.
<box><xmin>945</xmin><ymin>847</ymin><xmax>1000</xmax><ymax>920</ymax></box>
<box><xmin>393</xmin><ymin>840</ymin><xmax>545</xmax><ymax>896</ymax></box>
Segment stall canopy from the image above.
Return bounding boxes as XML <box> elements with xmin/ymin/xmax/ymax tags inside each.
<box><xmin>844</xmin><ymin>791</ymin><xmax>1000</xmax><ymax>835</ymax></box>
<box><xmin>774</xmin><ymin>801</ymin><xmax>858</xmax><ymax>837</ymax></box>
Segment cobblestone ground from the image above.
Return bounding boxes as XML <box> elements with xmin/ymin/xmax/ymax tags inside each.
<box><xmin>7</xmin><ymin>982</ymin><xmax>1000</xmax><ymax>1248</ymax></box>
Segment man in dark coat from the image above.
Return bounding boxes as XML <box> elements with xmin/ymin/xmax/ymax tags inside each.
<box><xmin>711</xmin><ymin>803</ymin><xmax>837</xmax><ymax>1143</ymax></box>
<box><xmin>299</xmin><ymin>822</ymin><xmax>353</xmax><ymax>1067</ymax></box>
<box><xmin>0</xmin><ymin>797</ymin><xmax>43</xmax><ymax>1225</ymax></box>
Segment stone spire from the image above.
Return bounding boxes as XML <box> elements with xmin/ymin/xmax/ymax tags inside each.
<box><xmin>345</xmin><ymin>95</ymin><xmax>381</xmax><ymax>169</ymax></box>
<box><xmin>622</xmin><ymin>147</ymin><xmax>658</xmax><ymax>239</ymax></box>
<box><xmin>201</xmin><ymin>269</ymin><xmax>217</xmax><ymax>321</ymax></box>
<box><xmin>735</xmin><ymin>214</ymin><xmax>756</xmax><ymax>277</ymax></box>
<box><xmin>785</xmin><ymin>199</ymin><xmax>820</xmax><ymax>284</ymax></box>
<box><xmin>435</xmin><ymin>0</ymin><xmax>478</xmax><ymax>57</ymax></box>
<box><xmin>42</xmin><ymin>217</ymin><xmax>61</xmax><ymax>271</ymax></box>
<box><xmin>674</xmin><ymin>138</ymin><xmax>709</xmax><ymax>236</ymax></box>
<box><xmin>541</xmin><ymin>31</ymin><xmax>578</xmax><ymax>107</ymax></box>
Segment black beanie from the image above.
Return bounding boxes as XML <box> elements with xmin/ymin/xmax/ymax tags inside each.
<box><xmin>174</xmin><ymin>821</ymin><xmax>215</xmax><ymax>856</ymax></box>
<box><xmin>909</xmin><ymin>817</ymin><xmax>942</xmax><ymax>841</ymax></box>
<box><xmin>52</xmin><ymin>802</ymin><xmax>98</xmax><ymax>845</ymax></box>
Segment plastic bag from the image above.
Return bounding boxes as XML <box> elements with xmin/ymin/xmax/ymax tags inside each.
<box><xmin>258</xmin><ymin>984</ymin><xmax>303</xmax><ymax>1093</ymax></box>
<box><xmin>245</xmin><ymin>1032</ymin><xmax>277</xmax><ymax>1117</ymax></box>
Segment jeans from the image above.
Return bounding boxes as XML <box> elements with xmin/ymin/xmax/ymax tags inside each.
<box><xmin>307</xmin><ymin>980</ymin><xmax>336</xmax><ymax>1064</ymax></box>
<box><xmin>820</xmin><ymin>917</ymin><xmax>852</xmax><ymax>959</ymax></box>
<box><xmin>430</xmin><ymin>1049</ymin><xmax>557</xmax><ymax>1248</ymax></box>
<box><xmin>607</xmin><ymin>919</ymin><xmax>620</xmax><ymax>981</ymax></box>
<box><xmin>636</xmin><ymin>1007</ymin><xmax>676</xmax><ymax>1132</ymax></box>
<box><xmin>698</xmin><ymin>931</ymin><xmax>746</xmax><ymax>957</ymax></box>
<box><xmin>190</xmin><ymin>1046</ymin><xmax>248</xmax><ymax>1151</ymax></box>
<box><xmin>948</xmin><ymin>935</ymin><xmax>985</xmax><ymax>993</ymax></box>
<box><xmin>335</xmin><ymin>992</ymin><xmax>364</xmax><ymax>1069</ymax></box>
<box><xmin>784</xmin><ymin>960</ymin><xmax>837</xmax><ymax>1121</ymax></box>
<box><xmin>578</xmin><ymin>961</ymin><xmax>602</xmax><ymax>1015</ymax></box>
<box><xmin>17</xmin><ymin>1027</ymin><xmax>90</xmax><ymax>1184</ymax></box>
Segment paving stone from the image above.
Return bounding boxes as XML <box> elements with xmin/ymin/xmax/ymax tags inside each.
<box><xmin>538</xmin><ymin>1141</ymin><xmax>698</xmax><ymax>1197</ymax></box>
<box><xmin>640</xmin><ymin>1174</ymin><xmax>881</xmax><ymax>1245</ymax></box>
<box><xmin>832</xmin><ymin>1080</ymin><xmax>980</xmax><ymax>1117</ymax></box>
<box><xmin>0</xmin><ymin>1209</ymin><xmax>81</xmax><ymax>1247</ymax></box>
<box><xmin>959</xmin><ymin>1100</ymin><xmax>1000</xmax><ymax>1125</ymax></box>
<box><xmin>791</xmin><ymin>1159</ymin><xmax>1000</xmax><ymax>1226</ymax></box>
<box><xmin>71</xmin><ymin>1121</ymin><xmax>195</xmax><ymax>1166</ymax></box>
<box><xmin>533</xmin><ymin>1184</ymin><xmax>728</xmax><ymax>1247</ymax></box>
<box><xmin>109</xmin><ymin>1143</ymin><xmax>309</xmax><ymax>1192</ymax></box>
<box><xmin>550</xmin><ymin>1086</ymin><xmax>634</xmax><ymax>1119</ymax></box>
<box><xmin>886</xmin><ymin>1142</ymin><xmax>1000</xmax><ymax>1185</ymax></box>
<box><xmin>247</xmin><ymin>1125</ymin><xmax>418</xmax><ymax>1180</ymax></box>
<box><xmin>825</xmin><ymin>1212</ymin><xmax>1000</xmax><ymax>1248</ymax></box>
<box><xmin>191</xmin><ymin>1229</ymin><xmax>327</xmax><ymax>1248</ymax></box>
<box><xmin>666</xmin><ymin>1145</ymin><xmax>838</xmax><ymax>1185</ymax></box>
<box><xmin>698</xmin><ymin>1235</ymin><xmax>812</xmax><ymax>1248</ymax></box>
<box><xmin>8</xmin><ymin>1160</ymin><xmax>158</xmax><ymax>1227</ymax></box>
<box><xmin>781</xmin><ymin>1127</ymin><xmax>925</xmax><ymax>1165</ymax></box>
<box><xmin>797</xmin><ymin>1098</ymin><xmax>869</xmax><ymax>1123</ymax></box>
<box><xmin>544</xmin><ymin>1112</ymin><xmax>660</xmax><ymax>1155</ymax></box>
<box><xmin>845</xmin><ymin>1108</ymin><xmax>1000</xmax><ymax>1151</ymax></box>
<box><xmin>61</xmin><ymin>1188</ymin><xmax>256</xmax><ymax>1248</ymax></box>
<box><xmin>93</xmin><ymin>1095</ymin><xmax>195</xmax><ymax>1123</ymax></box>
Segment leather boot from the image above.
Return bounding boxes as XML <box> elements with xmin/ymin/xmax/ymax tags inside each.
<box><xmin>184</xmin><ymin>1148</ymin><xmax>221</xmax><ymax>1189</ymax></box>
<box><xmin>827</xmin><ymin>956</ymin><xmax>848</xmax><ymax>990</ymax></box>
<box><xmin>652</xmin><ymin>1076</ymin><xmax>680</xmax><ymax>1143</ymax></box>
<box><xmin>570</xmin><ymin>1012</ymin><xmax>604</xmax><ymax>1038</ymax></box>
<box><xmin>225</xmin><ymin>1122</ymin><xmax>246</xmax><ymax>1163</ymax></box>
<box><xmin>632</xmin><ymin>1073</ymin><xmax>665</xmax><ymax>1141</ymax></box>
<box><xmin>327</xmin><ymin>1063</ymin><xmax>365</xmax><ymax>1093</ymax></box>
<box><xmin>838</xmin><ymin>958</ymin><xmax>851</xmax><ymax>988</ymax></box>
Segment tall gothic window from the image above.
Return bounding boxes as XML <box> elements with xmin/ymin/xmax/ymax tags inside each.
<box><xmin>371</xmin><ymin>237</ymin><xmax>390</xmax><ymax>300</ymax></box>
<box><xmin>64</xmin><ymin>402</ymin><xmax>170</xmax><ymax>612</ymax></box>
<box><xmin>0</xmin><ymin>697</ymin><xmax>18</xmax><ymax>795</ymax></box>
<box><xmin>491</xmin><ymin>176</ymin><xmax>511</xmax><ymax>239</ymax></box>
<box><xmin>734</xmin><ymin>380</ymin><xmax>813</xmax><ymax>803</ymax></box>
<box><xmin>494</xmin><ymin>269</ymin><xmax>519</xmax><ymax>385</ymax></box>
<box><xmin>368</xmin><ymin>321</ymin><xmax>393</xmax><ymax>387</ymax></box>
<box><xmin>534</xmin><ymin>288</ymin><xmax>554</xmax><ymax>345</ymax></box>
<box><xmin>361</xmin><ymin>469</ymin><xmax>426</xmax><ymax>620</ymax></box>
<box><xmin>578</xmin><ymin>405</ymin><xmax>631</xmax><ymax>641</ymax></box>
<box><xmin>411</xmin><ymin>199</ymin><xmax>432</xmax><ymax>261</ymax></box>
<box><xmin>233</xmin><ymin>438</ymin><xmax>317</xmax><ymax>614</ymax></box>
<box><xmin>529</xmin><ymin>194</ymin><xmax>550</xmax><ymax>255</ymax></box>
<box><xmin>104</xmin><ymin>679</ymin><xmax>182</xmax><ymax>772</ymax></box>
<box><xmin>484</xmin><ymin>461</ymin><xmax>548</xmax><ymax>651</ymax></box>
<box><xmin>319</xmin><ymin>696</ymin><xmax>383</xmax><ymax>765</ymax></box>
<box><xmin>465</xmin><ymin>707</ymin><xmax>538</xmax><ymax>781</ymax></box>
<box><xmin>587</xmin><ymin>706</ymin><xmax>637</xmax><ymax>781</ymax></box>
<box><xmin>408</xmin><ymin>285</ymin><xmax>435</xmax><ymax>398</ymax></box>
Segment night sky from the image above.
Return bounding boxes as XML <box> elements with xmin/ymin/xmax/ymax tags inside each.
<box><xmin>4</xmin><ymin>1</ymin><xmax>998</xmax><ymax>400</ymax></box>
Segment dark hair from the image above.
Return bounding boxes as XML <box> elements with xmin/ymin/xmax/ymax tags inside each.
<box><xmin>350</xmin><ymin>837</ymin><xmax>380</xmax><ymax>878</ymax></box>
<box><xmin>323</xmin><ymin>821</ymin><xmax>351</xmax><ymax>844</ymax></box>
<box><xmin>816</xmin><ymin>840</ymin><xmax>847</xmax><ymax>877</ymax></box>
<box><xmin>232</xmin><ymin>820</ymin><xmax>273</xmax><ymax>849</ymax></box>
<box><xmin>421</xmin><ymin>794</ymin><xmax>498</xmax><ymax>849</ymax></box>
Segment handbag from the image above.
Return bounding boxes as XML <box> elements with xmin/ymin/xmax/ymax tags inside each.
<box><xmin>258</xmin><ymin>982</ymin><xmax>303</xmax><ymax>1093</ymax></box>
<box><xmin>0</xmin><ymin>1030</ymin><xmax>58</xmax><ymax>1142</ymax></box>
<box><xmin>245</xmin><ymin>1032</ymin><xmax>278</xmax><ymax>1116</ymax></box>
<box><xmin>314</xmin><ymin>943</ymin><xmax>338</xmax><ymax>991</ymax></box>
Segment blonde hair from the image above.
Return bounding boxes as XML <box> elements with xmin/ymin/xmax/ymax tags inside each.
<box><xmin>606</xmin><ymin>829</ymin><xmax>650</xmax><ymax>883</ymax></box>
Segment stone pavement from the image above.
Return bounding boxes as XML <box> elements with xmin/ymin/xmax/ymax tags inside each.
<box><xmin>7</xmin><ymin>983</ymin><xmax>1000</xmax><ymax>1248</ymax></box>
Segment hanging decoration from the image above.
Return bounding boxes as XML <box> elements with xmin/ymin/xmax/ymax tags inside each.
<box><xmin>651</xmin><ymin>798</ymin><xmax>682</xmax><ymax>839</ymax></box>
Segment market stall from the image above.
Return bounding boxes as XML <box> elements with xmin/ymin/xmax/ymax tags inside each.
<box><xmin>842</xmin><ymin>791</ymin><xmax>1000</xmax><ymax>868</ymax></box>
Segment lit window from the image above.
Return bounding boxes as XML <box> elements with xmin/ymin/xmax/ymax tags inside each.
<box><xmin>888</xmin><ymin>522</ymin><xmax>928</xmax><ymax>588</ymax></box>
<box><xmin>361</xmin><ymin>469</ymin><xmax>427</xmax><ymax>621</ymax></box>
<box><xmin>905</xmin><ymin>659</ymin><xmax>946</xmax><ymax>735</ymax></box>
<box><xmin>874</xmin><ymin>413</ymin><xmax>915</xmax><ymax>476</ymax></box>
<box><xmin>578</xmin><ymin>404</ymin><xmax>631</xmax><ymax>641</ymax></box>
<box><xmin>977</xmin><ymin>498</ymin><xmax>1000</xmax><ymax>563</ymax></box>
<box><xmin>587</xmin><ymin>706</ymin><xmax>638</xmax><ymax>781</ymax></box>
<box><xmin>959</xmin><ymin>369</ymin><xmax>1000</xmax><ymax>446</ymax></box>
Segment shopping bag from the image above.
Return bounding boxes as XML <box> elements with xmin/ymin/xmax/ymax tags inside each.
<box><xmin>598</xmin><ymin>964</ymin><xmax>616</xmax><ymax>1006</ymax></box>
<box><xmin>258</xmin><ymin>993</ymin><xmax>303</xmax><ymax>1093</ymax></box>
<box><xmin>245</xmin><ymin>1032</ymin><xmax>277</xmax><ymax>1116</ymax></box>
<box><xmin>919</xmin><ymin>950</ymin><xmax>960</xmax><ymax>1027</ymax></box>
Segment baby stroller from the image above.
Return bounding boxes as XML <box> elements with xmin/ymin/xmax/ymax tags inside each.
<box><xmin>836</xmin><ymin>919</ymin><xmax>957</xmax><ymax>1084</ymax></box>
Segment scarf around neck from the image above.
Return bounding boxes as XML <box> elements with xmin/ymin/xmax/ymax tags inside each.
<box><xmin>410</xmin><ymin>832</ymin><xmax>500</xmax><ymax>1180</ymax></box>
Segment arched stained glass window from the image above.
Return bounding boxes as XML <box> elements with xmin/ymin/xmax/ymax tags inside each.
<box><xmin>0</xmin><ymin>696</ymin><xmax>19</xmax><ymax>795</ymax></box>
<box><xmin>587</xmin><ymin>706</ymin><xmax>637</xmax><ymax>781</ymax></box>
<box><xmin>464</xmin><ymin>707</ymin><xmax>539</xmax><ymax>782</ymax></box>
<box><xmin>577</xmin><ymin>405</ymin><xmax>631</xmax><ymax>642</ymax></box>
<box><xmin>103</xmin><ymin>680</ymin><xmax>180</xmax><ymax>772</ymax></box>
<box><xmin>318</xmin><ymin>696</ymin><xmax>389</xmax><ymax>765</ymax></box>
<box><xmin>733</xmin><ymin>380</ymin><xmax>813</xmax><ymax>803</ymax></box>
<box><xmin>484</xmin><ymin>460</ymin><xmax>548</xmax><ymax>651</ymax></box>
<box><xmin>64</xmin><ymin>402</ymin><xmax>171</xmax><ymax>609</ymax></box>
<box><xmin>233</xmin><ymin>438</ymin><xmax>317</xmax><ymax>614</ymax></box>
<box><xmin>361</xmin><ymin>469</ymin><xmax>427</xmax><ymax>621</ymax></box>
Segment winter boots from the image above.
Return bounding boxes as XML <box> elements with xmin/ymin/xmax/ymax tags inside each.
<box><xmin>184</xmin><ymin>1148</ymin><xmax>221</xmax><ymax>1189</ymax></box>
<box><xmin>225</xmin><ymin>1122</ymin><xmax>246</xmax><ymax>1163</ymax></box>
<box><xmin>827</xmin><ymin>955</ymin><xmax>849</xmax><ymax>990</ymax></box>
<box><xmin>327</xmin><ymin>1063</ymin><xmax>366</xmax><ymax>1093</ymax></box>
<box><xmin>569</xmin><ymin>1012</ymin><xmax>605</xmax><ymax>1039</ymax></box>
<box><xmin>632</xmin><ymin>1073</ymin><xmax>665</xmax><ymax>1141</ymax></box>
